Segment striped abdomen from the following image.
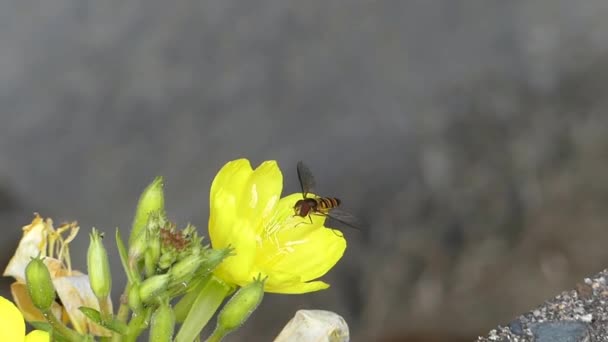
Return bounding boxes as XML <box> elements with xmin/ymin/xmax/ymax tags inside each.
<box><xmin>294</xmin><ymin>197</ymin><xmax>341</xmax><ymax>218</ymax></box>
<box><xmin>316</xmin><ymin>197</ymin><xmax>341</xmax><ymax>211</ymax></box>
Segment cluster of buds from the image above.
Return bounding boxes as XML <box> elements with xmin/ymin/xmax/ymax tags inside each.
<box><xmin>9</xmin><ymin>177</ymin><xmax>239</xmax><ymax>342</ymax></box>
<box><xmin>120</xmin><ymin>177</ymin><xmax>234</xmax><ymax>340</ymax></box>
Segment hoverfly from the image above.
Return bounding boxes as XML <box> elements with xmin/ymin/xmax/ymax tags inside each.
<box><xmin>293</xmin><ymin>161</ymin><xmax>360</xmax><ymax>231</ymax></box>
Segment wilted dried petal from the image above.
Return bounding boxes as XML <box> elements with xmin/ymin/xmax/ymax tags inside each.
<box><xmin>10</xmin><ymin>282</ymin><xmax>64</xmax><ymax>323</ymax></box>
<box><xmin>273</xmin><ymin>310</ymin><xmax>349</xmax><ymax>342</ymax></box>
<box><xmin>53</xmin><ymin>275</ymin><xmax>112</xmax><ymax>336</ymax></box>
<box><xmin>3</xmin><ymin>215</ymin><xmax>50</xmax><ymax>282</ymax></box>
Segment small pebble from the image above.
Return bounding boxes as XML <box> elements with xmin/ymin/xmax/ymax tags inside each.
<box><xmin>508</xmin><ymin>319</ymin><xmax>525</xmax><ymax>336</ymax></box>
<box><xmin>576</xmin><ymin>283</ymin><xmax>593</xmax><ymax>300</ymax></box>
<box><xmin>530</xmin><ymin>321</ymin><xmax>590</xmax><ymax>342</ymax></box>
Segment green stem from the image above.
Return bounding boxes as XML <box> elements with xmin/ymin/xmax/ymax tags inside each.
<box><xmin>43</xmin><ymin>309</ymin><xmax>84</xmax><ymax>342</ymax></box>
<box><xmin>205</xmin><ymin>328</ymin><xmax>227</xmax><ymax>342</ymax></box>
<box><xmin>173</xmin><ymin>275</ymin><xmax>211</xmax><ymax>318</ymax></box>
<box><xmin>174</xmin><ymin>276</ymin><xmax>231</xmax><ymax>342</ymax></box>
<box><xmin>123</xmin><ymin>307</ymin><xmax>152</xmax><ymax>342</ymax></box>
<box><xmin>173</xmin><ymin>285</ymin><xmax>203</xmax><ymax>323</ymax></box>
<box><xmin>98</xmin><ymin>295</ymin><xmax>113</xmax><ymax>322</ymax></box>
<box><xmin>111</xmin><ymin>284</ymin><xmax>132</xmax><ymax>342</ymax></box>
<box><xmin>115</xmin><ymin>284</ymin><xmax>131</xmax><ymax>323</ymax></box>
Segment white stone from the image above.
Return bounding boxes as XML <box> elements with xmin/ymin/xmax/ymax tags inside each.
<box><xmin>273</xmin><ymin>310</ymin><xmax>350</xmax><ymax>342</ymax></box>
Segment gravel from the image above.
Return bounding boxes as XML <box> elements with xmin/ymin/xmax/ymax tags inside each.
<box><xmin>477</xmin><ymin>269</ymin><xmax>608</xmax><ymax>342</ymax></box>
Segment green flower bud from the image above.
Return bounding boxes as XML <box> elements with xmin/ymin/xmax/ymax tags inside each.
<box><xmin>212</xmin><ymin>275</ymin><xmax>266</xmax><ymax>339</ymax></box>
<box><xmin>201</xmin><ymin>247</ymin><xmax>234</xmax><ymax>274</ymax></box>
<box><xmin>25</xmin><ymin>256</ymin><xmax>56</xmax><ymax>311</ymax></box>
<box><xmin>128</xmin><ymin>284</ymin><xmax>143</xmax><ymax>314</ymax></box>
<box><xmin>145</xmin><ymin>250</ymin><xmax>157</xmax><ymax>277</ymax></box>
<box><xmin>139</xmin><ymin>274</ymin><xmax>171</xmax><ymax>304</ymax></box>
<box><xmin>130</xmin><ymin>176</ymin><xmax>165</xmax><ymax>247</ymax></box>
<box><xmin>145</xmin><ymin>231</ymin><xmax>161</xmax><ymax>276</ymax></box>
<box><xmin>169</xmin><ymin>254</ymin><xmax>204</xmax><ymax>287</ymax></box>
<box><xmin>87</xmin><ymin>228</ymin><xmax>112</xmax><ymax>299</ymax></box>
<box><xmin>148</xmin><ymin>230</ymin><xmax>161</xmax><ymax>264</ymax></box>
<box><xmin>149</xmin><ymin>301</ymin><xmax>175</xmax><ymax>342</ymax></box>
<box><xmin>128</xmin><ymin>228</ymin><xmax>148</xmax><ymax>263</ymax></box>
<box><xmin>158</xmin><ymin>251</ymin><xmax>176</xmax><ymax>270</ymax></box>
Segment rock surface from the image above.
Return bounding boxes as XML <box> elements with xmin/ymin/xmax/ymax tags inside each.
<box><xmin>478</xmin><ymin>269</ymin><xmax>608</xmax><ymax>342</ymax></box>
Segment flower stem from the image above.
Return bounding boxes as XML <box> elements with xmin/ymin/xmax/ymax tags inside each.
<box><xmin>116</xmin><ymin>283</ymin><xmax>131</xmax><ymax>323</ymax></box>
<box><xmin>98</xmin><ymin>295</ymin><xmax>113</xmax><ymax>323</ymax></box>
<box><xmin>115</xmin><ymin>283</ymin><xmax>131</xmax><ymax>323</ymax></box>
<box><xmin>205</xmin><ymin>328</ymin><xmax>227</xmax><ymax>342</ymax></box>
<box><xmin>43</xmin><ymin>309</ymin><xmax>84</xmax><ymax>342</ymax></box>
<box><xmin>123</xmin><ymin>307</ymin><xmax>152</xmax><ymax>342</ymax></box>
<box><xmin>174</xmin><ymin>276</ymin><xmax>231</xmax><ymax>342</ymax></box>
<box><xmin>110</xmin><ymin>284</ymin><xmax>132</xmax><ymax>342</ymax></box>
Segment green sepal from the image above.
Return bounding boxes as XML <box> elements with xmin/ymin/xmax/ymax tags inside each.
<box><xmin>116</xmin><ymin>228</ymin><xmax>138</xmax><ymax>284</ymax></box>
<box><xmin>29</xmin><ymin>321</ymin><xmax>52</xmax><ymax>332</ymax></box>
<box><xmin>79</xmin><ymin>306</ymin><xmax>128</xmax><ymax>334</ymax></box>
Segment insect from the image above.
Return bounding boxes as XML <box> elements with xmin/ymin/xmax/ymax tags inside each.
<box><xmin>293</xmin><ymin>161</ymin><xmax>360</xmax><ymax>231</ymax></box>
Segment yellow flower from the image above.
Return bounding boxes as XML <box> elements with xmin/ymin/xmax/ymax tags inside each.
<box><xmin>0</xmin><ymin>295</ymin><xmax>49</xmax><ymax>342</ymax></box>
<box><xmin>3</xmin><ymin>215</ymin><xmax>112</xmax><ymax>336</ymax></box>
<box><xmin>209</xmin><ymin>159</ymin><xmax>346</xmax><ymax>294</ymax></box>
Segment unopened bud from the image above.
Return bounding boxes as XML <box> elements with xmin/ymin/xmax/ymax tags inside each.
<box><xmin>87</xmin><ymin>228</ymin><xmax>112</xmax><ymax>299</ymax></box>
<box><xmin>148</xmin><ymin>231</ymin><xmax>161</xmax><ymax>266</ymax></box>
<box><xmin>169</xmin><ymin>254</ymin><xmax>203</xmax><ymax>287</ymax></box>
<box><xmin>130</xmin><ymin>176</ymin><xmax>165</xmax><ymax>247</ymax></box>
<box><xmin>158</xmin><ymin>251</ymin><xmax>176</xmax><ymax>270</ymax></box>
<box><xmin>198</xmin><ymin>247</ymin><xmax>234</xmax><ymax>276</ymax></box>
<box><xmin>128</xmin><ymin>284</ymin><xmax>143</xmax><ymax>313</ymax></box>
<box><xmin>149</xmin><ymin>301</ymin><xmax>175</xmax><ymax>342</ymax></box>
<box><xmin>139</xmin><ymin>274</ymin><xmax>171</xmax><ymax>304</ymax></box>
<box><xmin>128</xmin><ymin>228</ymin><xmax>148</xmax><ymax>262</ymax></box>
<box><xmin>25</xmin><ymin>256</ymin><xmax>55</xmax><ymax>311</ymax></box>
<box><xmin>213</xmin><ymin>275</ymin><xmax>266</xmax><ymax>338</ymax></box>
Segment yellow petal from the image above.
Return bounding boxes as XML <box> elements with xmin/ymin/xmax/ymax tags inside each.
<box><xmin>237</xmin><ymin>160</ymin><xmax>283</xmax><ymax>228</ymax></box>
<box><xmin>271</xmin><ymin>226</ymin><xmax>345</xmax><ymax>282</ymax></box>
<box><xmin>4</xmin><ymin>214</ymin><xmax>49</xmax><ymax>282</ymax></box>
<box><xmin>209</xmin><ymin>159</ymin><xmax>254</xmax><ymax>250</ymax></box>
<box><xmin>266</xmin><ymin>280</ymin><xmax>330</xmax><ymax>294</ymax></box>
<box><xmin>258</xmin><ymin>194</ymin><xmax>346</xmax><ymax>283</ymax></box>
<box><xmin>255</xmin><ymin>269</ymin><xmax>330</xmax><ymax>294</ymax></box>
<box><xmin>0</xmin><ymin>295</ymin><xmax>25</xmax><ymax>340</ymax></box>
<box><xmin>210</xmin><ymin>160</ymin><xmax>283</xmax><ymax>286</ymax></box>
<box><xmin>25</xmin><ymin>330</ymin><xmax>50</xmax><ymax>342</ymax></box>
<box><xmin>211</xmin><ymin>223</ymin><xmax>257</xmax><ymax>285</ymax></box>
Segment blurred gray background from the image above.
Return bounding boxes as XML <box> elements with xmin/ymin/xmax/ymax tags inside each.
<box><xmin>2</xmin><ymin>0</ymin><xmax>608</xmax><ymax>341</ymax></box>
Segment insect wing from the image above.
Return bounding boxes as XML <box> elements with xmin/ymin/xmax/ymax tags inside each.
<box><xmin>296</xmin><ymin>161</ymin><xmax>317</xmax><ymax>198</ymax></box>
<box><xmin>324</xmin><ymin>208</ymin><xmax>362</xmax><ymax>231</ymax></box>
